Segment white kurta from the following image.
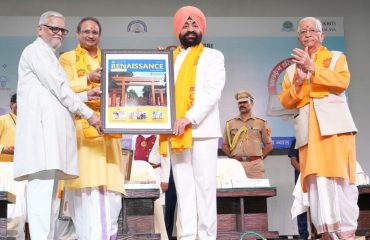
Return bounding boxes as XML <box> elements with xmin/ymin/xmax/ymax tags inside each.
<box><xmin>14</xmin><ymin>37</ymin><xmax>93</xmax><ymax>181</ymax></box>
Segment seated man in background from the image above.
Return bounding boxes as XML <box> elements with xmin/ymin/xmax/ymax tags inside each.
<box><xmin>0</xmin><ymin>93</ymin><xmax>27</xmax><ymax>239</ymax></box>
<box><xmin>132</xmin><ymin>134</ymin><xmax>169</xmax><ymax>240</ymax></box>
<box><xmin>222</xmin><ymin>90</ymin><xmax>273</xmax><ymax>178</ymax></box>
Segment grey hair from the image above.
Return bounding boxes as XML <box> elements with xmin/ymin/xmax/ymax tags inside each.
<box><xmin>38</xmin><ymin>11</ymin><xmax>65</xmax><ymax>25</ymax></box>
<box><xmin>297</xmin><ymin>17</ymin><xmax>322</xmax><ymax>33</ymax></box>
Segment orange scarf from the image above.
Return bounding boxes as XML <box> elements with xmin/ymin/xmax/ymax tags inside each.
<box><xmin>160</xmin><ymin>44</ymin><xmax>204</xmax><ymax>156</ymax></box>
<box><xmin>309</xmin><ymin>46</ymin><xmax>333</xmax><ymax>98</ymax></box>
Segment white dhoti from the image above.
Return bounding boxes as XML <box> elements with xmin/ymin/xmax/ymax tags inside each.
<box><xmin>65</xmin><ymin>186</ymin><xmax>122</xmax><ymax>240</ymax></box>
<box><xmin>27</xmin><ymin>170</ymin><xmax>60</xmax><ymax>240</ymax></box>
<box><xmin>171</xmin><ymin>138</ymin><xmax>218</xmax><ymax>240</ymax></box>
<box><xmin>306</xmin><ymin>175</ymin><xmax>358</xmax><ymax>239</ymax></box>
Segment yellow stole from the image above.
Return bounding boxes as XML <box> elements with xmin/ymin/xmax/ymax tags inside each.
<box><xmin>75</xmin><ymin>44</ymin><xmax>121</xmax><ymax>138</ymax></box>
<box><xmin>310</xmin><ymin>46</ymin><xmax>333</xmax><ymax>98</ymax></box>
<box><xmin>159</xmin><ymin>44</ymin><xmax>204</xmax><ymax>156</ymax></box>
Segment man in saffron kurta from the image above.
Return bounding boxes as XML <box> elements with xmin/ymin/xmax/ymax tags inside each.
<box><xmin>59</xmin><ymin>17</ymin><xmax>124</xmax><ymax>240</ymax></box>
<box><xmin>160</xmin><ymin>6</ymin><xmax>226</xmax><ymax>240</ymax></box>
<box><xmin>279</xmin><ymin>17</ymin><xmax>358</xmax><ymax>239</ymax></box>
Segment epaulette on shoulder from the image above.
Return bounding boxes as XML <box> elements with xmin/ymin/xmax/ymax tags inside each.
<box><xmin>227</xmin><ymin>117</ymin><xmax>238</xmax><ymax>123</ymax></box>
<box><xmin>255</xmin><ymin>116</ymin><xmax>266</xmax><ymax>122</ymax></box>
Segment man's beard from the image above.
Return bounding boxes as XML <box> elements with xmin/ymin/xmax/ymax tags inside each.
<box><xmin>179</xmin><ymin>32</ymin><xmax>202</xmax><ymax>49</ymax></box>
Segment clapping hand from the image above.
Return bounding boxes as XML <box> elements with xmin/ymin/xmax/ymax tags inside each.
<box><xmin>291</xmin><ymin>46</ymin><xmax>314</xmax><ymax>73</ymax></box>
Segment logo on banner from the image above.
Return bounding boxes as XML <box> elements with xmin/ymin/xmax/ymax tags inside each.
<box><xmin>266</xmin><ymin>58</ymin><xmax>296</xmax><ymax>117</ymax></box>
<box><xmin>0</xmin><ymin>75</ymin><xmax>8</xmax><ymax>88</ymax></box>
<box><xmin>281</xmin><ymin>21</ymin><xmax>295</xmax><ymax>32</ymax></box>
<box><xmin>1</xmin><ymin>64</ymin><xmax>12</xmax><ymax>91</ymax></box>
<box><xmin>127</xmin><ymin>20</ymin><xmax>147</xmax><ymax>33</ymax></box>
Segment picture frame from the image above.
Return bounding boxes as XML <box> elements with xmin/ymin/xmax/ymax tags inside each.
<box><xmin>101</xmin><ymin>49</ymin><xmax>175</xmax><ymax>134</ymax></box>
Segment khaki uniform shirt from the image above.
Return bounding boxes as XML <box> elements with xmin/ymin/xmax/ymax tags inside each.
<box><xmin>223</xmin><ymin>115</ymin><xmax>271</xmax><ymax>157</ymax></box>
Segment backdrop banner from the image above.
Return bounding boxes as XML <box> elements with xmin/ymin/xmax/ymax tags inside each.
<box><xmin>0</xmin><ymin>16</ymin><xmax>344</xmax><ymax>149</ymax></box>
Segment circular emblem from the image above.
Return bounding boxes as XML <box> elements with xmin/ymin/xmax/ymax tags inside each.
<box><xmin>0</xmin><ymin>75</ymin><xmax>8</xmax><ymax>87</ymax></box>
<box><xmin>283</xmin><ymin>21</ymin><xmax>293</xmax><ymax>29</ymax></box>
<box><xmin>140</xmin><ymin>140</ymin><xmax>147</xmax><ymax>148</ymax></box>
<box><xmin>282</xmin><ymin>21</ymin><xmax>295</xmax><ymax>32</ymax></box>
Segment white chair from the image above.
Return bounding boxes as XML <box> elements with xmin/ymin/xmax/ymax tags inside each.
<box><xmin>217</xmin><ymin>157</ymin><xmax>248</xmax><ymax>180</ymax></box>
<box><xmin>128</xmin><ymin>160</ymin><xmax>168</xmax><ymax>240</ymax></box>
<box><xmin>356</xmin><ymin>161</ymin><xmax>369</xmax><ymax>185</ymax></box>
<box><xmin>129</xmin><ymin>160</ymin><xmax>158</xmax><ymax>184</ymax></box>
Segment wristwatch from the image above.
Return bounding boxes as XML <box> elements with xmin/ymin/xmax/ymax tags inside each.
<box><xmin>241</xmin><ymin>156</ymin><xmax>248</xmax><ymax>161</ymax></box>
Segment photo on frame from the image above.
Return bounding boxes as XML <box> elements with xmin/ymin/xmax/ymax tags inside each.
<box><xmin>101</xmin><ymin>49</ymin><xmax>175</xmax><ymax>134</ymax></box>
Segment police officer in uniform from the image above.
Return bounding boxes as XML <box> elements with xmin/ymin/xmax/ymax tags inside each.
<box><xmin>222</xmin><ymin>90</ymin><xmax>273</xmax><ymax>178</ymax></box>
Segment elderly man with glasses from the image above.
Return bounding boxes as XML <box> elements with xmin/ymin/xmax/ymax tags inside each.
<box><xmin>14</xmin><ymin>11</ymin><xmax>102</xmax><ymax>239</ymax></box>
<box><xmin>280</xmin><ymin>17</ymin><xmax>358</xmax><ymax>239</ymax></box>
<box><xmin>59</xmin><ymin>17</ymin><xmax>125</xmax><ymax>240</ymax></box>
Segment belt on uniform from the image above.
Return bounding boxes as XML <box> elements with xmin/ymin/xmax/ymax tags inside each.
<box><xmin>236</xmin><ymin>156</ymin><xmax>261</xmax><ymax>162</ymax></box>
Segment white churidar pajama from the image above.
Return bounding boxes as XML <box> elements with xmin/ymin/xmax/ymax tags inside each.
<box><xmin>27</xmin><ymin>170</ymin><xmax>59</xmax><ymax>240</ymax></box>
<box><xmin>171</xmin><ymin>138</ymin><xmax>218</xmax><ymax>240</ymax></box>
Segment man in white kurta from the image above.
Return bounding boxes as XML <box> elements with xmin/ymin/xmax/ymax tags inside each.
<box><xmin>14</xmin><ymin>11</ymin><xmax>101</xmax><ymax>240</ymax></box>
<box><xmin>163</xmin><ymin>6</ymin><xmax>226</xmax><ymax>240</ymax></box>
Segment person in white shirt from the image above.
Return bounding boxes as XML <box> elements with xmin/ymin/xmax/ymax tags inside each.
<box><xmin>160</xmin><ymin>6</ymin><xmax>226</xmax><ymax>239</ymax></box>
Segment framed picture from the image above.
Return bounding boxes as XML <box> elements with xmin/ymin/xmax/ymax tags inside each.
<box><xmin>101</xmin><ymin>49</ymin><xmax>175</xmax><ymax>134</ymax></box>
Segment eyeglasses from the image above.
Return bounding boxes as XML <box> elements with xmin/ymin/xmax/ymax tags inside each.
<box><xmin>41</xmin><ymin>24</ymin><xmax>69</xmax><ymax>36</ymax></box>
<box><xmin>299</xmin><ymin>29</ymin><xmax>321</xmax><ymax>35</ymax></box>
<box><xmin>80</xmin><ymin>30</ymin><xmax>100</xmax><ymax>36</ymax></box>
